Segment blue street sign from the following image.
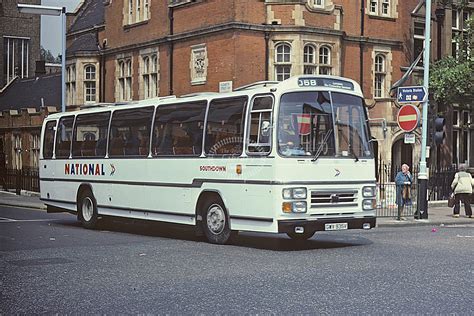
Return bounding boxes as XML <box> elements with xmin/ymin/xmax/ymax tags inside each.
<box><xmin>397</xmin><ymin>86</ymin><xmax>427</xmax><ymax>103</ymax></box>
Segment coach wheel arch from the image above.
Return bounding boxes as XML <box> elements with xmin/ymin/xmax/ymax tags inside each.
<box><xmin>76</xmin><ymin>184</ymin><xmax>99</xmax><ymax>229</ymax></box>
<box><xmin>196</xmin><ymin>191</ymin><xmax>226</xmax><ymax>222</ymax></box>
<box><xmin>76</xmin><ymin>184</ymin><xmax>94</xmax><ymax>206</ymax></box>
<box><xmin>196</xmin><ymin>191</ymin><xmax>232</xmax><ymax>244</ymax></box>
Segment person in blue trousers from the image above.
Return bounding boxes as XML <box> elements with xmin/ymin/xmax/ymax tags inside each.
<box><xmin>395</xmin><ymin>164</ymin><xmax>413</xmax><ymax>220</ymax></box>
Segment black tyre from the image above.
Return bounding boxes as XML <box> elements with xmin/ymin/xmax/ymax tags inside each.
<box><xmin>202</xmin><ymin>198</ymin><xmax>231</xmax><ymax>244</ymax></box>
<box><xmin>287</xmin><ymin>230</ymin><xmax>315</xmax><ymax>241</ymax></box>
<box><xmin>78</xmin><ymin>189</ymin><xmax>99</xmax><ymax>229</ymax></box>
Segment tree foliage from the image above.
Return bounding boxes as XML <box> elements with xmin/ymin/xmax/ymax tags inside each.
<box><xmin>40</xmin><ymin>46</ymin><xmax>61</xmax><ymax>64</ymax></box>
<box><xmin>429</xmin><ymin>5</ymin><xmax>473</xmax><ymax>104</ymax></box>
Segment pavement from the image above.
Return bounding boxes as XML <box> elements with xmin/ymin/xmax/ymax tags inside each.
<box><xmin>0</xmin><ymin>190</ymin><xmax>473</xmax><ymax>228</ymax></box>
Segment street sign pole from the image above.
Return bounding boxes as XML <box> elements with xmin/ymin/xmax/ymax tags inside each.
<box><xmin>417</xmin><ymin>0</ymin><xmax>431</xmax><ymax>219</ymax></box>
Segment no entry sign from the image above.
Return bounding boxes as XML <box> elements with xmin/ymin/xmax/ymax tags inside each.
<box><xmin>397</xmin><ymin>104</ymin><xmax>420</xmax><ymax>132</ymax></box>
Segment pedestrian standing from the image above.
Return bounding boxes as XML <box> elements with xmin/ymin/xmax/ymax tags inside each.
<box><xmin>451</xmin><ymin>164</ymin><xmax>473</xmax><ymax>218</ymax></box>
<box><xmin>395</xmin><ymin>164</ymin><xmax>413</xmax><ymax>220</ymax></box>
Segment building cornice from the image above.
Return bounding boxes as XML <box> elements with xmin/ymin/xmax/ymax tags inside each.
<box><xmin>101</xmin><ymin>22</ymin><xmax>401</xmax><ymax>56</ymax></box>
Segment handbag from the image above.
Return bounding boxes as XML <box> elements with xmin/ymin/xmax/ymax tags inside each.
<box><xmin>448</xmin><ymin>193</ymin><xmax>456</xmax><ymax>208</ymax></box>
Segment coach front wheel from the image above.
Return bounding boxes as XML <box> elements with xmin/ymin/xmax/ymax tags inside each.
<box><xmin>202</xmin><ymin>199</ymin><xmax>231</xmax><ymax>245</ymax></box>
<box><xmin>78</xmin><ymin>190</ymin><xmax>99</xmax><ymax>229</ymax></box>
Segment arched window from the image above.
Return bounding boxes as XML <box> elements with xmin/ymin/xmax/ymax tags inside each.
<box><xmin>374</xmin><ymin>54</ymin><xmax>386</xmax><ymax>98</ymax></box>
<box><xmin>303</xmin><ymin>45</ymin><xmax>317</xmax><ymax>74</ymax></box>
<box><xmin>275</xmin><ymin>43</ymin><xmax>292</xmax><ymax>81</ymax></box>
<box><xmin>117</xmin><ymin>59</ymin><xmax>132</xmax><ymax>101</ymax></box>
<box><xmin>319</xmin><ymin>46</ymin><xmax>332</xmax><ymax>75</ymax></box>
<box><xmin>84</xmin><ymin>64</ymin><xmax>96</xmax><ymax>103</ymax></box>
<box><xmin>66</xmin><ymin>65</ymin><xmax>76</xmax><ymax>105</ymax></box>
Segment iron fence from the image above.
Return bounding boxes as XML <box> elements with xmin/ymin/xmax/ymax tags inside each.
<box><xmin>1</xmin><ymin>168</ymin><xmax>40</xmax><ymax>194</ymax></box>
<box><xmin>376</xmin><ymin>161</ymin><xmax>455</xmax><ymax>217</ymax></box>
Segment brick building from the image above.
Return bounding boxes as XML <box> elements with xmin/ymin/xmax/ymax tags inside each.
<box><xmin>0</xmin><ymin>0</ymin><xmax>41</xmax><ymax>88</ymax></box>
<box><xmin>0</xmin><ymin>0</ymin><xmax>43</xmax><ymax>172</ymax></box>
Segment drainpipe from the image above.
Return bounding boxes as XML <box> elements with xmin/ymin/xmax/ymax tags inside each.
<box><xmin>360</xmin><ymin>0</ymin><xmax>365</xmax><ymax>90</ymax></box>
<box><xmin>435</xmin><ymin>8</ymin><xmax>445</xmax><ymax>61</ymax></box>
<box><xmin>264</xmin><ymin>31</ymin><xmax>269</xmax><ymax>81</ymax></box>
<box><xmin>168</xmin><ymin>6</ymin><xmax>174</xmax><ymax>96</ymax></box>
<box><xmin>99</xmin><ymin>35</ymin><xmax>106</xmax><ymax>103</ymax></box>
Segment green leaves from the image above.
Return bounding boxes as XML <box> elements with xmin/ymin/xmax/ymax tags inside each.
<box><xmin>430</xmin><ymin>57</ymin><xmax>473</xmax><ymax>103</ymax></box>
<box><xmin>429</xmin><ymin>15</ymin><xmax>474</xmax><ymax>104</ymax></box>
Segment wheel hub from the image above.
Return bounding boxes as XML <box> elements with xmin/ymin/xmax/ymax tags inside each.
<box><xmin>206</xmin><ymin>204</ymin><xmax>225</xmax><ymax>235</ymax></box>
<box><xmin>82</xmin><ymin>197</ymin><xmax>94</xmax><ymax>222</ymax></box>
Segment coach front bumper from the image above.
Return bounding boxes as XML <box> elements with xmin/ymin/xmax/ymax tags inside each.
<box><xmin>277</xmin><ymin>216</ymin><xmax>376</xmax><ymax>233</ymax></box>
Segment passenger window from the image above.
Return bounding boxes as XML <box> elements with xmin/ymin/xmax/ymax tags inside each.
<box><xmin>109</xmin><ymin>107</ymin><xmax>154</xmax><ymax>157</ymax></box>
<box><xmin>152</xmin><ymin>101</ymin><xmax>206</xmax><ymax>156</ymax></box>
<box><xmin>205</xmin><ymin>97</ymin><xmax>247</xmax><ymax>156</ymax></box>
<box><xmin>42</xmin><ymin>121</ymin><xmax>56</xmax><ymax>159</ymax></box>
<box><xmin>247</xmin><ymin>96</ymin><xmax>273</xmax><ymax>154</ymax></box>
<box><xmin>72</xmin><ymin>112</ymin><xmax>110</xmax><ymax>158</ymax></box>
<box><xmin>55</xmin><ymin>116</ymin><xmax>74</xmax><ymax>159</ymax></box>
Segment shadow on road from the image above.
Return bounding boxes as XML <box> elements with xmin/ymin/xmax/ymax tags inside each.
<box><xmin>231</xmin><ymin>233</ymin><xmax>373</xmax><ymax>251</ymax></box>
<box><xmin>55</xmin><ymin>216</ymin><xmax>373</xmax><ymax>251</ymax></box>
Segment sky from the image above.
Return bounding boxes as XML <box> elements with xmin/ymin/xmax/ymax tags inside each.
<box><xmin>41</xmin><ymin>0</ymin><xmax>82</xmax><ymax>56</ymax></box>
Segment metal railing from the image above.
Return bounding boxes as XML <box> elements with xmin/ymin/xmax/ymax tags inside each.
<box><xmin>0</xmin><ymin>168</ymin><xmax>40</xmax><ymax>194</ymax></box>
<box><xmin>376</xmin><ymin>161</ymin><xmax>455</xmax><ymax>217</ymax></box>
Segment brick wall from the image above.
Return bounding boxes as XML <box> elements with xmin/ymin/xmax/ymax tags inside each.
<box><xmin>0</xmin><ymin>0</ymin><xmax>41</xmax><ymax>88</ymax></box>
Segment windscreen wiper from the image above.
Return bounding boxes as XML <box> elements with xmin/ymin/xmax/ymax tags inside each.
<box><xmin>337</xmin><ymin>126</ymin><xmax>359</xmax><ymax>162</ymax></box>
<box><xmin>311</xmin><ymin>129</ymin><xmax>333</xmax><ymax>162</ymax></box>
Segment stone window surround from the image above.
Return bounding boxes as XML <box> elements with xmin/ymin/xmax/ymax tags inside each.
<box><xmin>371</xmin><ymin>47</ymin><xmax>392</xmax><ymax>100</ymax></box>
<box><xmin>116</xmin><ymin>54</ymin><xmax>133</xmax><ymax>101</ymax></box>
<box><xmin>123</xmin><ymin>0</ymin><xmax>151</xmax><ymax>26</ymax></box>
<box><xmin>273</xmin><ymin>41</ymin><xmax>293</xmax><ymax>81</ymax></box>
<box><xmin>84</xmin><ymin>64</ymin><xmax>97</xmax><ymax>103</ymax></box>
<box><xmin>303</xmin><ymin>42</ymin><xmax>334</xmax><ymax>75</ymax></box>
<box><xmin>366</xmin><ymin>0</ymin><xmax>398</xmax><ymax>20</ymax></box>
<box><xmin>139</xmin><ymin>47</ymin><xmax>160</xmax><ymax>99</ymax></box>
<box><xmin>270</xmin><ymin>36</ymin><xmax>339</xmax><ymax>80</ymax></box>
<box><xmin>305</xmin><ymin>0</ymin><xmax>334</xmax><ymax>13</ymax></box>
<box><xmin>66</xmin><ymin>62</ymin><xmax>76</xmax><ymax>106</ymax></box>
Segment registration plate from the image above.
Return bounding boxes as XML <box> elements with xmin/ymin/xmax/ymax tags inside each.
<box><xmin>325</xmin><ymin>223</ymin><xmax>348</xmax><ymax>231</ymax></box>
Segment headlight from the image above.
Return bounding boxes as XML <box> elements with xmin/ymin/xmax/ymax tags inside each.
<box><xmin>292</xmin><ymin>201</ymin><xmax>307</xmax><ymax>213</ymax></box>
<box><xmin>282</xmin><ymin>187</ymin><xmax>307</xmax><ymax>199</ymax></box>
<box><xmin>293</xmin><ymin>188</ymin><xmax>307</xmax><ymax>199</ymax></box>
<box><xmin>282</xmin><ymin>201</ymin><xmax>307</xmax><ymax>213</ymax></box>
<box><xmin>362</xmin><ymin>186</ymin><xmax>376</xmax><ymax>197</ymax></box>
<box><xmin>362</xmin><ymin>199</ymin><xmax>376</xmax><ymax>210</ymax></box>
<box><xmin>282</xmin><ymin>188</ymin><xmax>293</xmax><ymax>200</ymax></box>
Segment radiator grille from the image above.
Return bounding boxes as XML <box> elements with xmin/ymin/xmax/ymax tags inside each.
<box><xmin>310</xmin><ymin>190</ymin><xmax>358</xmax><ymax>208</ymax></box>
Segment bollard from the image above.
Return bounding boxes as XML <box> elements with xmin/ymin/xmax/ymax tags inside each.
<box><xmin>15</xmin><ymin>169</ymin><xmax>21</xmax><ymax>195</ymax></box>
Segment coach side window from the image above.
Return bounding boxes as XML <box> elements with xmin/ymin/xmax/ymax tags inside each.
<box><xmin>247</xmin><ymin>96</ymin><xmax>273</xmax><ymax>155</ymax></box>
<box><xmin>42</xmin><ymin>121</ymin><xmax>57</xmax><ymax>159</ymax></box>
<box><xmin>152</xmin><ymin>101</ymin><xmax>206</xmax><ymax>156</ymax></box>
<box><xmin>109</xmin><ymin>106</ymin><xmax>154</xmax><ymax>157</ymax></box>
<box><xmin>205</xmin><ymin>97</ymin><xmax>247</xmax><ymax>156</ymax></box>
<box><xmin>55</xmin><ymin>116</ymin><xmax>75</xmax><ymax>159</ymax></box>
<box><xmin>72</xmin><ymin>112</ymin><xmax>111</xmax><ymax>158</ymax></box>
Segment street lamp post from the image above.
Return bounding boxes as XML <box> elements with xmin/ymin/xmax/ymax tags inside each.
<box><xmin>17</xmin><ymin>4</ymin><xmax>67</xmax><ymax>113</ymax></box>
<box><xmin>417</xmin><ymin>0</ymin><xmax>432</xmax><ymax>219</ymax></box>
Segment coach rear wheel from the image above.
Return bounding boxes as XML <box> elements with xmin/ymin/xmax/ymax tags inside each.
<box><xmin>202</xmin><ymin>199</ymin><xmax>231</xmax><ymax>245</ymax></box>
<box><xmin>78</xmin><ymin>190</ymin><xmax>98</xmax><ymax>229</ymax></box>
<box><xmin>287</xmin><ymin>231</ymin><xmax>315</xmax><ymax>241</ymax></box>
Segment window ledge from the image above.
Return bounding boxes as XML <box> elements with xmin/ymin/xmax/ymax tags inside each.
<box><xmin>305</xmin><ymin>4</ymin><xmax>335</xmax><ymax>15</ymax></box>
<box><xmin>191</xmin><ymin>79</ymin><xmax>206</xmax><ymax>86</ymax></box>
<box><xmin>367</xmin><ymin>14</ymin><xmax>396</xmax><ymax>22</ymax></box>
<box><xmin>374</xmin><ymin>97</ymin><xmax>394</xmax><ymax>102</ymax></box>
<box><xmin>123</xmin><ymin>20</ymin><xmax>149</xmax><ymax>30</ymax></box>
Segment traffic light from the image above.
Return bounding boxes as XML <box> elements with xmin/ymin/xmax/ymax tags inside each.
<box><xmin>433</xmin><ymin>116</ymin><xmax>446</xmax><ymax>145</ymax></box>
